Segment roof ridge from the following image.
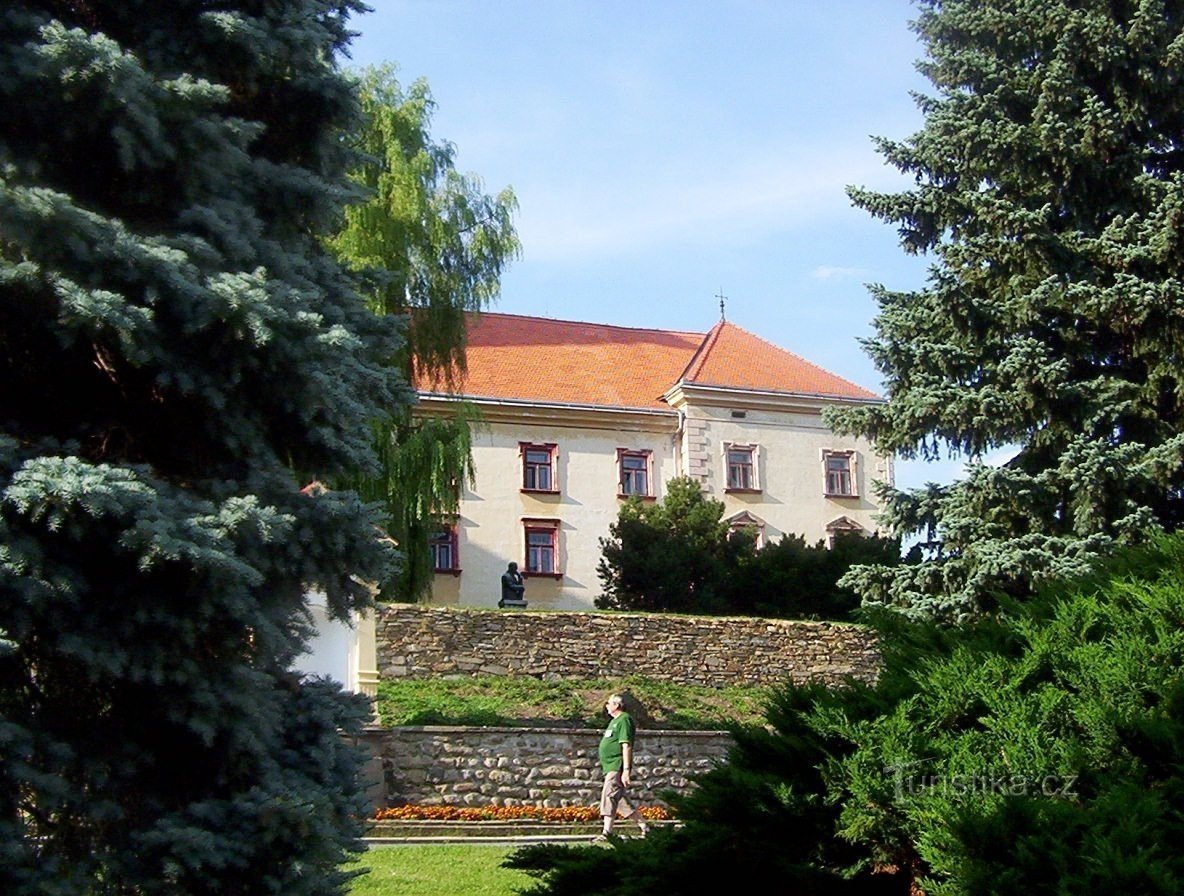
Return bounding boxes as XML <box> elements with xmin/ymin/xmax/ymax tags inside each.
<box><xmin>677</xmin><ymin>319</ymin><xmax>725</xmax><ymax>383</ymax></box>
<box><xmin>470</xmin><ymin>310</ymin><xmax>705</xmax><ymax>340</ymax></box>
<box><xmin>692</xmin><ymin>320</ymin><xmax>877</xmax><ymax>396</ymax></box>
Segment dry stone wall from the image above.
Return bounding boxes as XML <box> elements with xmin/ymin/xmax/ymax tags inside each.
<box><xmin>376</xmin><ymin>605</ymin><xmax>880</xmax><ymax>688</ymax></box>
<box><xmin>366</xmin><ymin>606</ymin><xmax>880</xmax><ymax>810</ymax></box>
<box><xmin>359</xmin><ymin>726</ymin><xmax>732</xmax><ymax>809</ymax></box>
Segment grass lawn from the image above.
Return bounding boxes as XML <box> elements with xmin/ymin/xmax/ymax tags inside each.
<box><xmin>348</xmin><ymin>845</ymin><xmax>534</xmax><ymax>896</ymax></box>
<box><xmin>375</xmin><ymin>674</ymin><xmax>769</xmax><ymax>730</ymax></box>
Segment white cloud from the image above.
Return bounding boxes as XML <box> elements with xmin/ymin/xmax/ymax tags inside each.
<box><xmin>516</xmin><ymin>144</ymin><xmax>901</xmax><ymax>263</ymax></box>
<box><xmin>812</xmin><ymin>265</ymin><xmax>868</xmax><ymax>281</ymax></box>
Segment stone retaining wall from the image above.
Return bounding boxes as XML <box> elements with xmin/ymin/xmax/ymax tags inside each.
<box><xmin>359</xmin><ymin>726</ymin><xmax>732</xmax><ymax>810</ymax></box>
<box><xmin>376</xmin><ymin>605</ymin><xmax>880</xmax><ymax>688</ymax></box>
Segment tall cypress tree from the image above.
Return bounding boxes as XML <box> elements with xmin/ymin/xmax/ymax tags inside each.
<box><xmin>831</xmin><ymin>0</ymin><xmax>1184</xmax><ymax>619</ymax></box>
<box><xmin>0</xmin><ymin>2</ymin><xmax>404</xmax><ymax>892</ymax></box>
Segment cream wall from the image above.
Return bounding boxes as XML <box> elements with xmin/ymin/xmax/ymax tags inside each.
<box><xmin>422</xmin><ymin>395</ymin><xmax>891</xmax><ymax>610</ymax></box>
<box><xmin>677</xmin><ymin>398</ymin><xmax>889</xmax><ymax>546</ymax></box>
<box><xmin>444</xmin><ymin>409</ymin><xmax>678</xmax><ymax>610</ymax></box>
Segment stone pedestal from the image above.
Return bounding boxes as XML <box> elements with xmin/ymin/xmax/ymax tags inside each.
<box><xmin>498</xmin><ymin>597</ymin><xmax>528</xmax><ymax>609</ymax></box>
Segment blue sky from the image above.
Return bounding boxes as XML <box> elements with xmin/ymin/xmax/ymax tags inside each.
<box><xmin>346</xmin><ymin>1</ymin><xmax>970</xmax><ymax>491</ymax></box>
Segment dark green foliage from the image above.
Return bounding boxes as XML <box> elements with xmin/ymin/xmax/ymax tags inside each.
<box><xmin>596</xmin><ymin>477</ymin><xmax>901</xmax><ymax>619</ymax></box>
<box><xmin>1</xmin><ymin>2</ymin><xmax>402</xmax><ymax>892</ymax></box>
<box><xmin>328</xmin><ymin>67</ymin><xmax>519</xmax><ymax>601</ymax></box>
<box><xmin>727</xmin><ymin>531</ymin><xmax>905</xmax><ymax>619</ymax></box>
<box><xmin>518</xmin><ymin>534</ymin><xmax>1184</xmax><ymax>895</ymax></box>
<box><xmin>830</xmin><ymin>0</ymin><xmax>1184</xmax><ymax>619</ymax></box>
<box><xmin>596</xmin><ymin>478</ymin><xmax>742</xmax><ymax>615</ymax></box>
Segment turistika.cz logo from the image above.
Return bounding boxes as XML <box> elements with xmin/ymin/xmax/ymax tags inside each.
<box><xmin>884</xmin><ymin>758</ymin><xmax>1080</xmax><ymax>800</ymax></box>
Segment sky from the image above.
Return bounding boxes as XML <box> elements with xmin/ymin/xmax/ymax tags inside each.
<box><xmin>345</xmin><ymin>1</ymin><xmax>970</xmax><ymax>491</ymax></box>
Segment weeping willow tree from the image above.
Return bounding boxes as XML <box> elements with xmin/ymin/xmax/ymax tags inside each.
<box><xmin>330</xmin><ymin>66</ymin><xmax>519</xmax><ymax>599</ymax></box>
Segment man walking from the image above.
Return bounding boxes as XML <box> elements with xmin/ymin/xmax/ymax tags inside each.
<box><xmin>594</xmin><ymin>693</ymin><xmax>649</xmax><ymax>841</ymax></box>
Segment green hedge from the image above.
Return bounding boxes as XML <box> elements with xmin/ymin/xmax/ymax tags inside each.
<box><xmin>509</xmin><ymin>534</ymin><xmax>1184</xmax><ymax>894</ymax></box>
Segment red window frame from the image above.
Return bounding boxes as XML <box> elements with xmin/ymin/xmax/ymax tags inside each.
<box><xmin>617</xmin><ymin>448</ymin><xmax>652</xmax><ymax>498</ymax></box>
<box><xmin>522</xmin><ymin>518</ymin><xmax>561</xmax><ymax>577</ymax></box>
<box><xmin>520</xmin><ymin>442</ymin><xmax>559</xmax><ymax>493</ymax></box>
<box><xmin>429</xmin><ymin>526</ymin><xmax>460</xmax><ymax>574</ymax></box>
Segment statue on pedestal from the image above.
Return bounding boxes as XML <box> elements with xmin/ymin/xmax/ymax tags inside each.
<box><xmin>499</xmin><ymin>562</ymin><xmax>527</xmax><ymax>608</ymax></box>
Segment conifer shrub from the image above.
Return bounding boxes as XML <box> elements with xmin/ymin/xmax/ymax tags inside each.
<box><xmin>511</xmin><ymin>535</ymin><xmax>1184</xmax><ymax>895</ymax></box>
<box><xmin>596</xmin><ymin>477</ymin><xmax>902</xmax><ymax>620</ymax></box>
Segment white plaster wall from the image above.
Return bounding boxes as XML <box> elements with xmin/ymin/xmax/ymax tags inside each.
<box><xmin>442</xmin><ymin>418</ymin><xmax>677</xmax><ymax>610</ymax></box>
<box><xmin>295</xmin><ymin>591</ymin><xmax>379</xmax><ymax>697</ymax></box>
<box><xmin>684</xmin><ymin>403</ymin><xmax>890</xmax><ymax>544</ymax></box>
<box><xmin>426</xmin><ymin>404</ymin><xmax>891</xmax><ymax>611</ymax></box>
<box><xmin>297</xmin><ymin>592</ymin><xmax>355</xmax><ymax>689</ymax></box>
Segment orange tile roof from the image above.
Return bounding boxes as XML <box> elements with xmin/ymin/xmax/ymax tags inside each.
<box><xmin>415</xmin><ymin>313</ymin><xmax>878</xmax><ymax>409</ymax></box>
<box><xmin>682</xmin><ymin>321</ymin><xmax>880</xmax><ymax>400</ymax></box>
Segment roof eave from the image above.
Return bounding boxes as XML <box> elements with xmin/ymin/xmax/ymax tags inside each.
<box><xmin>416</xmin><ymin>392</ymin><xmax>679</xmax><ymax>431</ymax></box>
<box><xmin>662</xmin><ymin>380</ymin><xmax>883</xmax><ymax>410</ymax></box>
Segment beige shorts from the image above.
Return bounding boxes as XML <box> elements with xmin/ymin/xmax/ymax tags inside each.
<box><xmin>599</xmin><ymin>770</ymin><xmax>636</xmax><ymax>818</ymax></box>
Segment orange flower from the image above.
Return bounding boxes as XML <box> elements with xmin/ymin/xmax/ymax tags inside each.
<box><xmin>374</xmin><ymin>804</ymin><xmax>672</xmax><ymax>822</ymax></box>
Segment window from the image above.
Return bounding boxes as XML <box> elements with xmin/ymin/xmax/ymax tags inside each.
<box><xmin>726</xmin><ymin>511</ymin><xmax>766</xmax><ymax>548</ymax></box>
<box><xmin>825</xmin><ymin>515</ymin><xmax>864</xmax><ymax>548</ymax></box>
<box><xmin>522</xmin><ymin>518</ymin><xmax>561</xmax><ymax>576</ymax></box>
<box><xmin>724</xmin><ymin>443</ymin><xmax>759</xmax><ymax>492</ymax></box>
<box><xmin>429</xmin><ymin>526</ymin><xmax>459</xmax><ymax>573</ymax></box>
<box><xmin>823</xmin><ymin>450</ymin><xmax>857</xmax><ymax>497</ymax></box>
<box><xmin>617</xmin><ymin>449</ymin><xmax>652</xmax><ymax>497</ymax></box>
<box><xmin>520</xmin><ymin>442</ymin><xmax>558</xmax><ymax>492</ymax></box>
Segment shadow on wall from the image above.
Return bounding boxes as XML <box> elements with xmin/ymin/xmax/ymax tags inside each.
<box><xmin>434</xmin><ymin>534</ymin><xmax>594</xmax><ymax>611</ymax></box>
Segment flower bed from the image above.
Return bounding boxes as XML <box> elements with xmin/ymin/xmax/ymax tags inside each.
<box><xmin>374</xmin><ymin>804</ymin><xmax>672</xmax><ymax>823</ymax></box>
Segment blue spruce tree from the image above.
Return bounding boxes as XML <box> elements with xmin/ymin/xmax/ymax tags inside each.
<box><xmin>833</xmin><ymin>0</ymin><xmax>1184</xmax><ymax>620</ymax></box>
<box><xmin>1</xmin><ymin>2</ymin><xmax>405</xmax><ymax>892</ymax></box>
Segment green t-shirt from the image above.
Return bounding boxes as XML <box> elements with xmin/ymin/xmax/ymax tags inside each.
<box><xmin>598</xmin><ymin>711</ymin><xmax>635</xmax><ymax>773</ymax></box>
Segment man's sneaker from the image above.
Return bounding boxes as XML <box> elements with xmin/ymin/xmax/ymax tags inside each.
<box><xmin>591</xmin><ymin>834</ymin><xmax>610</xmax><ymax>844</ymax></box>
<box><xmin>638</xmin><ymin>823</ymin><xmax>650</xmax><ymax>838</ymax></box>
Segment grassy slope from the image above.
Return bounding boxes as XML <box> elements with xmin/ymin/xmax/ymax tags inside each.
<box><xmin>374</xmin><ymin>675</ymin><xmax>769</xmax><ymax>730</ymax></box>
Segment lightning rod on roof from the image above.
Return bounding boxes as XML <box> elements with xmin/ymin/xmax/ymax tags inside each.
<box><xmin>715</xmin><ymin>288</ymin><xmax>727</xmax><ymax>322</ymax></box>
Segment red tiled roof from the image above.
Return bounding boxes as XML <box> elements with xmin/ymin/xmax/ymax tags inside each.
<box><xmin>682</xmin><ymin>321</ymin><xmax>879</xmax><ymax>400</ymax></box>
<box><xmin>415</xmin><ymin>313</ymin><xmax>878</xmax><ymax>409</ymax></box>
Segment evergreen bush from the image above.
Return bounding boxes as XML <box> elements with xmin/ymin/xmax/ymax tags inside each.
<box><xmin>512</xmin><ymin>535</ymin><xmax>1184</xmax><ymax>895</ymax></box>
<box><xmin>596</xmin><ymin>477</ymin><xmax>900</xmax><ymax>620</ymax></box>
